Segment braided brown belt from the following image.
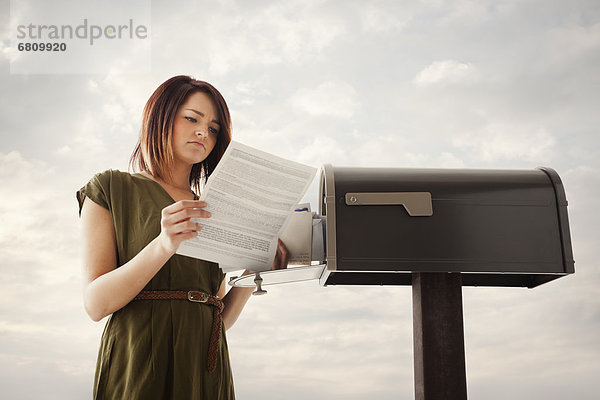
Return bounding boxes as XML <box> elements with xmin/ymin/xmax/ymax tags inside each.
<box><xmin>133</xmin><ymin>290</ymin><xmax>224</xmax><ymax>372</ymax></box>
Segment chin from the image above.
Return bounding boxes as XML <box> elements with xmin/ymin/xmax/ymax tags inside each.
<box><xmin>184</xmin><ymin>152</ymin><xmax>209</xmax><ymax>165</ymax></box>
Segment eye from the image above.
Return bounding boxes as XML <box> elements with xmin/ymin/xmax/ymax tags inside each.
<box><xmin>185</xmin><ymin>116</ymin><xmax>197</xmax><ymax>123</ymax></box>
<box><xmin>209</xmin><ymin>126</ymin><xmax>220</xmax><ymax>135</ymax></box>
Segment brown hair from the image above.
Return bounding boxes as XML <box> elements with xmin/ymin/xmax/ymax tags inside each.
<box><xmin>129</xmin><ymin>75</ymin><xmax>232</xmax><ymax>192</ymax></box>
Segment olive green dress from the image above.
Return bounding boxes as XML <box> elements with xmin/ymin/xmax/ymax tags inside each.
<box><xmin>77</xmin><ymin>169</ymin><xmax>235</xmax><ymax>400</ymax></box>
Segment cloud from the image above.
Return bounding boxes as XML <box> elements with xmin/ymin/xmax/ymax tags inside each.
<box><xmin>0</xmin><ymin>150</ymin><xmax>103</xmax><ymax>399</ymax></box>
<box><xmin>228</xmin><ymin>283</ymin><xmax>415</xmax><ymax>399</ymax></box>
<box><xmin>0</xmin><ymin>151</ymin><xmax>78</xmax><ymax>283</ymax></box>
<box><xmin>414</xmin><ymin>60</ymin><xmax>479</xmax><ymax>86</ymax></box>
<box><xmin>434</xmin><ymin>0</ymin><xmax>495</xmax><ymax>27</ymax></box>
<box><xmin>346</xmin><ymin>133</ymin><xmax>428</xmax><ymax>167</ymax></box>
<box><xmin>234</xmin><ymin>80</ymin><xmax>272</xmax><ymax>106</ymax></box>
<box><xmin>562</xmin><ymin>166</ymin><xmax>600</xmax><ymax>266</ymax></box>
<box><xmin>150</xmin><ymin>0</ymin><xmax>346</xmax><ymax>76</ymax></box>
<box><xmin>452</xmin><ymin>123</ymin><xmax>557</xmax><ymax>163</ymax></box>
<box><xmin>436</xmin><ymin>151</ymin><xmax>466</xmax><ymax>167</ymax></box>
<box><xmin>1</xmin><ymin>0</ymin><xmax>600</xmax><ymax>399</ymax></box>
<box><xmin>359</xmin><ymin>4</ymin><xmax>409</xmax><ymax>33</ymax></box>
<box><xmin>0</xmin><ymin>39</ymin><xmax>20</xmax><ymax>64</ymax></box>
<box><xmin>545</xmin><ymin>22</ymin><xmax>600</xmax><ymax>66</ymax></box>
<box><xmin>46</xmin><ymin>75</ymin><xmax>149</xmax><ymax>170</ymax></box>
<box><xmin>296</xmin><ymin>136</ymin><xmax>350</xmax><ymax>166</ymax></box>
<box><xmin>289</xmin><ymin>81</ymin><xmax>358</xmax><ymax>118</ymax></box>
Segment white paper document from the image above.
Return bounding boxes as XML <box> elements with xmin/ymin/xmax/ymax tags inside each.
<box><xmin>279</xmin><ymin>203</ymin><xmax>313</xmax><ymax>265</ymax></box>
<box><xmin>176</xmin><ymin>141</ymin><xmax>317</xmax><ymax>272</ymax></box>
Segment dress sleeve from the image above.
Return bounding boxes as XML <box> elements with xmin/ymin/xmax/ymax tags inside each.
<box><xmin>76</xmin><ymin>170</ymin><xmax>113</xmax><ymax>216</ymax></box>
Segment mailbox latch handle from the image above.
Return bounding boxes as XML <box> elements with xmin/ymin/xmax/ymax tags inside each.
<box><xmin>345</xmin><ymin>192</ymin><xmax>433</xmax><ymax>216</ymax></box>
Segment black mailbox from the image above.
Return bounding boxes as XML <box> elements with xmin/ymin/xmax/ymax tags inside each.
<box><xmin>319</xmin><ymin>164</ymin><xmax>574</xmax><ymax>288</ymax></box>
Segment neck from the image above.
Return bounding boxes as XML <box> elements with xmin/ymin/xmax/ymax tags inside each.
<box><xmin>162</xmin><ymin>161</ymin><xmax>193</xmax><ymax>192</ymax></box>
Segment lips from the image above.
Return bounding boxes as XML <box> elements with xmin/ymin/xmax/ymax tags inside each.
<box><xmin>188</xmin><ymin>141</ymin><xmax>205</xmax><ymax>149</ymax></box>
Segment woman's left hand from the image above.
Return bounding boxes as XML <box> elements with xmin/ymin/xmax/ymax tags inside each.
<box><xmin>239</xmin><ymin>238</ymin><xmax>289</xmax><ymax>277</ymax></box>
<box><xmin>271</xmin><ymin>238</ymin><xmax>289</xmax><ymax>270</ymax></box>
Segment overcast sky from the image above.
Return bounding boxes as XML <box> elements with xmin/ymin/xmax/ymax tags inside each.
<box><xmin>1</xmin><ymin>0</ymin><xmax>599</xmax><ymax>399</ymax></box>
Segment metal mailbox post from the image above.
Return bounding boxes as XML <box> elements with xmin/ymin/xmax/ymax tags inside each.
<box><xmin>319</xmin><ymin>164</ymin><xmax>574</xmax><ymax>400</ymax></box>
<box><xmin>231</xmin><ymin>165</ymin><xmax>575</xmax><ymax>399</ymax></box>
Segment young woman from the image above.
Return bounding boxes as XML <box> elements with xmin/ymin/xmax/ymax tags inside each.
<box><xmin>77</xmin><ymin>75</ymin><xmax>288</xmax><ymax>399</ymax></box>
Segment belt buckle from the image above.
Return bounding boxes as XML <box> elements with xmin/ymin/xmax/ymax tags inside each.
<box><xmin>187</xmin><ymin>291</ymin><xmax>208</xmax><ymax>303</ymax></box>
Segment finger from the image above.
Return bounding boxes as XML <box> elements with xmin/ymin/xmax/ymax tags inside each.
<box><xmin>164</xmin><ymin>219</ymin><xmax>202</xmax><ymax>236</ymax></box>
<box><xmin>179</xmin><ymin>230</ymin><xmax>200</xmax><ymax>242</ymax></box>
<box><xmin>271</xmin><ymin>248</ymin><xmax>281</xmax><ymax>270</ymax></box>
<box><xmin>278</xmin><ymin>239</ymin><xmax>289</xmax><ymax>258</ymax></box>
<box><xmin>275</xmin><ymin>239</ymin><xmax>290</xmax><ymax>269</ymax></box>
<box><xmin>163</xmin><ymin>200</ymin><xmax>208</xmax><ymax>215</ymax></box>
<box><xmin>270</xmin><ymin>240</ymin><xmax>288</xmax><ymax>270</ymax></box>
<box><xmin>277</xmin><ymin>239</ymin><xmax>289</xmax><ymax>269</ymax></box>
<box><xmin>162</xmin><ymin>208</ymin><xmax>211</xmax><ymax>227</ymax></box>
<box><xmin>177</xmin><ymin>208</ymin><xmax>211</xmax><ymax>221</ymax></box>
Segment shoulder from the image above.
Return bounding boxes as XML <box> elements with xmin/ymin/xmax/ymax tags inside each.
<box><xmin>77</xmin><ymin>169</ymin><xmax>136</xmax><ymax>215</ymax></box>
<box><xmin>89</xmin><ymin>169</ymin><xmax>146</xmax><ymax>191</ymax></box>
<box><xmin>92</xmin><ymin>169</ymin><xmax>133</xmax><ymax>183</ymax></box>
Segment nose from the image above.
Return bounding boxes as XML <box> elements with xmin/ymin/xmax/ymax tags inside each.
<box><xmin>195</xmin><ymin>130</ymin><xmax>207</xmax><ymax>138</ymax></box>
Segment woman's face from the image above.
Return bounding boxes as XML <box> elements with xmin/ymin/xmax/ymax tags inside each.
<box><xmin>171</xmin><ymin>91</ymin><xmax>220</xmax><ymax>167</ymax></box>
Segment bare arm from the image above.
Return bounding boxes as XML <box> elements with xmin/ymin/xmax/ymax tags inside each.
<box><xmin>221</xmin><ymin>239</ymin><xmax>289</xmax><ymax>330</ymax></box>
<box><xmin>80</xmin><ymin>197</ymin><xmax>210</xmax><ymax>321</ymax></box>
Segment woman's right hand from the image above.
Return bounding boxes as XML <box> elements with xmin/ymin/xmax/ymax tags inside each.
<box><xmin>157</xmin><ymin>200</ymin><xmax>211</xmax><ymax>255</ymax></box>
<box><xmin>80</xmin><ymin>198</ymin><xmax>212</xmax><ymax>321</ymax></box>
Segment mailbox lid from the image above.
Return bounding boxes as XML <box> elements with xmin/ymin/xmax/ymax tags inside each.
<box><xmin>319</xmin><ymin>165</ymin><xmax>574</xmax><ymax>288</ymax></box>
